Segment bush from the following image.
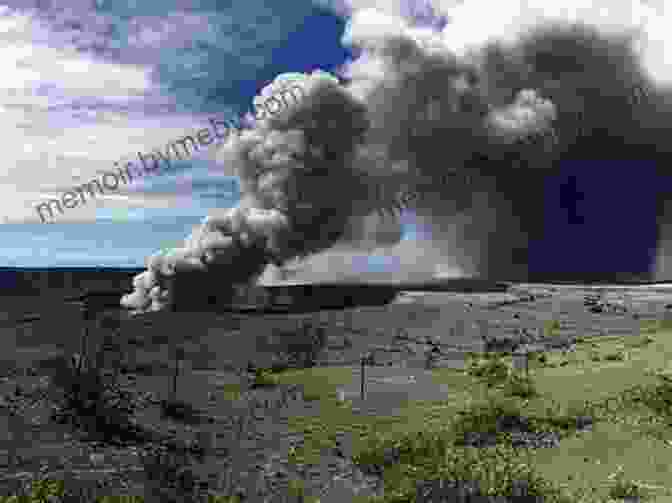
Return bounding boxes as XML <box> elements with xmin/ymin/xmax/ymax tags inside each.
<box><xmin>630</xmin><ymin>335</ymin><xmax>655</xmax><ymax>348</ymax></box>
<box><xmin>3</xmin><ymin>474</ymin><xmax>66</xmax><ymax>502</ymax></box>
<box><xmin>46</xmin><ymin>347</ymin><xmax>141</xmax><ymax>443</ymax></box>
<box><xmin>466</xmin><ymin>353</ymin><xmax>510</xmax><ymax>387</ymax></box>
<box><xmin>633</xmin><ymin>369</ymin><xmax>672</xmax><ymax>416</ymax></box>
<box><xmin>502</xmin><ymin>372</ymin><xmax>539</xmax><ymax>399</ymax></box>
<box><xmin>302</xmin><ymin>391</ymin><xmax>321</xmax><ymax>402</ymax></box>
<box><xmin>451</xmin><ymin>395</ymin><xmax>525</xmax><ymax>443</ymax></box>
<box><xmin>544</xmin><ymin>401</ymin><xmax>594</xmax><ymax>432</ymax></box>
<box><xmin>608</xmin><ymin>466</ymin><xmax>650</xmax><ymax>501</ymax></box>
<box><xmin>535</xmin><ymin>352</ymin><xmax>549</xmax><ymax>366</ymax></box>
<box><xmin>251</xmin><ymin>368</ymin><xmax>280</xmax><ymax>389</ymax></box>
<box><xmin>141</xmin><ymin>443</ymin><xmax>208</xmax><ymax>503</ymax></box>
<box><xmin>604</xmin><ymin>350</ymin><xmax>626</xmax><ymax>361</ymax></box>
<box><xmin>545</xmin><ymin>319</ymin><xmax>561</xmax><ymax>338</ymax></box>
<box><xmin>355</xmin><ymin>429</ymin><xmax>570</xmax><ymax>503</ymax></box>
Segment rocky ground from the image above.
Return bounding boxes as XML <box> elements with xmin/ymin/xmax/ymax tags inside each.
<box><xmin>0</xmin><ymin>284</ymin><xmax>670</xmax><ymax>501</ymax></box>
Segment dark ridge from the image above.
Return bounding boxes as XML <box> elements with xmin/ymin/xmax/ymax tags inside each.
<box><xmin>168</xmin><ymin>275</ymin><xmax>511</xmax><ymax>313</ymax></box>
<box><xmin>521</xmin><ymin>273</ymin><xmax>669</xmax><ymax>285</ymax></box>
<box><xmin>1</xmin><ymin>268</ymin><xmax>670</xmax><ymax>312</ymax></box>
<box><xmin>0</xmin><ymin>267</ymin><xmax>142</xmax><ymax>297</ymax></box>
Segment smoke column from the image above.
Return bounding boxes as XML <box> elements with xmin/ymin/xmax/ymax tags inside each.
<box><xmin>122</xmin><ymin>0</ymin><xmax>672</xmax><ymax>312</ymax></box>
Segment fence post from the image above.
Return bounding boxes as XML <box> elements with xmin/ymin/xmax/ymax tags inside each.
<box><xmin>172</xmin><ymin>346</ymin><xmax>185</xmax><ymax>401</ymax></box>
<box><xmin>79</xmin><ymin>301</ymin><xmax>88</xmax><ymax>374</ymax></box>
<box><xmin>513</xmin><ymin>346</ymin><xmax>529</xmax><ymax>377</ymax></box>
<box><xmin>477</xmin><ymin>319</ymin><xmax>488</xmax><ymax>345</ymax></box>
<box><xmin>360</xmin><ymin>353</ymin><xmax>367</xmax><ymax>401</ymax></box>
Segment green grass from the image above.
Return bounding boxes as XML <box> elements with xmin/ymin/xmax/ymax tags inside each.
<box><xmin>250</xmin><ymin>368</ymin><xmax>280</xmax><ymax>388</ymax></box>
<box><xmin>545</xmin><ymin>319</ymin><xmax>562</xmax><ymax>338</ymax></box>
<box><xmin>263</xmin><ymin>320</ymin><xmax>672</xmax><ymax>501</ymax></box>
<box><xmin>530</xmin><ymin>421</ymin><xmax>670</xmax><ymax>502</ymax></box>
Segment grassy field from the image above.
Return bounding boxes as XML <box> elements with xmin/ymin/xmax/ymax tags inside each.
<box><xmin>4</xmin><ymin>312</ymin><xmax>672</xmax><ymax>501</ymax></box>
<box><xmin>242</xmin><ymin>321</ymin><xmax>672</xmax><ymax>502</ymax></box>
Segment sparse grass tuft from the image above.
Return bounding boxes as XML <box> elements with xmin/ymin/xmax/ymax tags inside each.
<box><xmin>603</xmin><ymin>350</ymin><xmax>626</xmax><ymax>361</ymax></box>
<box><xmin>466</xmin><ymin>352</ymin><xmax>510</xmax><ymax>386</ymax></box>
<box><xmin>545</xmin><ymin>319</ymin><xmax>562</xmax><ymax>338</ymax></box>
<box><xmin>608</xmin><ymin>465</ymin><xmax>651</xmax><ymax>501</ymax></box>
<box><xmin>632</xmin><ymin>368</ymin><xmax>672</xmax><ymax>417</ymax></box>
<box><xmin>450</xmin><ymin>395</ymin><xmax>523</xmax><ymax>443</ymax></box>
<box><xmin>46</xmin><ymin>350</ymin><xmax>141</xmax><ymax>442</ymax></box>
<box><xmin>250</xmin><ymin>368</ymin><xmax>280</xmax><ymax>389</ymax></box>
<box><xmin>502</xmin><ymin>371</ymin><xmax>539</xmax><ymax>399</ymax></box>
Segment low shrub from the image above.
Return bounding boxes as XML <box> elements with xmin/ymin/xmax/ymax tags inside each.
<box><xmin>47</xmin><ymin>352</ymin><xmax>139</xmax><ymax>438</ymax></box>
<box><xmin>632</xmin><ymin>368</ymin><xmax>672</xmax><ymax>417</ymax></box>
<box><xmin>355</xmin><ymin>432</ymin><xmax>571</xmax><ymax>503</ymax></box>
<box><xmin>451</xmin><ymin>395</ymin><xmax>525</xmax><ymax>443</ymax></box>
<box><xmin>603</xmin><ymin>350</ymin><xmax>626</xmax><ymax>361</ymax></box>
<box><xmin>502</xmin><ymin>372</ymin><xmax>539</xmax><ymax>399</ymax></box>
<box><xmin>629</xmin><ymin>335</ymin><xmax>655</xmax><ymax>348</ymax></box>
<box><xmin>545</xmin><ymin>319</ymin><xmax>562</xmax><ymax>338</ymax></box>
<box><xmin>1</xmin><ymin>474</ymin><xmax>65</xmax><ymax>502</ymax></box>
<box><xmin>544</xmin><ymin>401</ymin><xmax>594</xmax><ymax>432</ymax></box>
<box><xmin>140</xmin><ymin>443</ymin><xmax>209</xmax><ymax>503</ymax></box>
<box><xmin>251</xmin><ymin>368</ymin><xmax>280</xmax><ymax>389</ymax></box>
<box><xmin>608</xmin><ymin>466</ymin><xmax>650</xmax><ymax>501</ymax></box>
<box><xmin>466</xmin><ymin>353</ymin><xmax>510</xmax><ymax>387</ymax></box>
<box><xmin>302</xmin><ymin>391</ymin><xmax>321</xmax><ymax>402</ymax></box>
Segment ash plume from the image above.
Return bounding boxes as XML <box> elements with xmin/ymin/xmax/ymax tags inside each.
<box><xmin>123</xmin><ymin>1</ymin><xmax>672</xmax><ymax>312</ymax></box>
<box><xmin>122</xmin><ymin>71</ymin><xmax>375</xmax><ymax>312</ymax></box>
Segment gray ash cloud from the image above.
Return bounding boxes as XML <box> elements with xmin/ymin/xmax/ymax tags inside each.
<box><xmin>122</xmin><ymin>6</ymin><xmax>672</xmax><ymax>312</ymax></box>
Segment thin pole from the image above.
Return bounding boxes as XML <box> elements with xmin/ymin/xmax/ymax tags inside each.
<box><xmin>80</xmin><ymin>302</ymin><xmax>88</xmax><ymax>373</ymax></box>
<box><xmin>172</xmin><ymin>346</ymin><xmax>185</xmax><ymax>401</ymax></box>
<box><xmin>360</xmin><ymin>354</ymin><xmax>366</xmax><ymax>401</ymax></box>
<box><xmin>173</xmin><ymin>348</ymin><xmax>178</xmax><ymax>400</ymax></box>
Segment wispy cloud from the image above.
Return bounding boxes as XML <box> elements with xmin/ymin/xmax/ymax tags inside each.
<box><xmin>2</xmin><ymin>0</ymin><xmax>321</xmax><ymax>224</ymax></box>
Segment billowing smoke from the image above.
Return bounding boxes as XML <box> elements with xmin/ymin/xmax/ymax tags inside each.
<box><xmin>123</xmin><ymin>0</ymin><xmax>672</xmax><ymax>312</ymax></box>
<box><xmin>122</xmin><ymin>70</ymin><xmax>384</xmax><ymax>312</ymax></box>
<box><xmin>338</xmin><ymin>8</ymin><xmax>559</xmax><ymax>278</ymax></box>
<box><xmin>328</xmin><ymin>1</ymin><xmax>672</xmax><ymax>281</ymax></box>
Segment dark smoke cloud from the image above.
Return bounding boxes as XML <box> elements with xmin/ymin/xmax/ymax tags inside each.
<box><xmin>336</xmin><ymin>6</ymin><xmax>672</xmax><ymax>279</ymax></box>
<box><xmin>122</xmin><ymin>1</ymin><xmax>672</xmax><ymax>312</ymax></box>
<box><xmin>337</xmin><ymin>8</ymin><xmax>558</xmax><ymax>277</ymax></box>
<box><xmin>123</xmin><ymin>71</ymin><xmax>383</xmax><ymax>312</ymax></box>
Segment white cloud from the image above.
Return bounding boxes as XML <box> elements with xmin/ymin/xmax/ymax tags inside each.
<box><xmin>436</xmin><ymin>0</ymin><xmax>672</xmax><ymax>85</ymax></box>
<box><xmin>337</xmin><ymin>0</ymin><xmax>672</xmax><ymax>85</ymax></box>
<box><xmin>0</xmin><ymin>6</ymin><xmax>240</xmax><ymax>223</ymax></box>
